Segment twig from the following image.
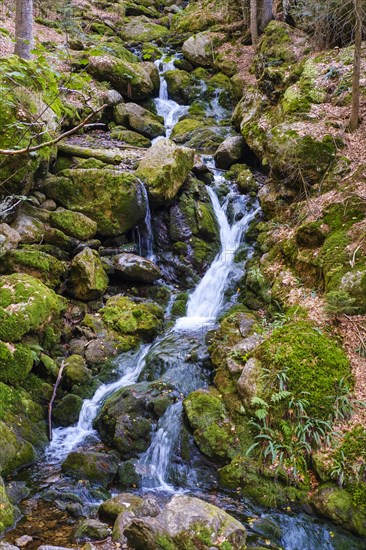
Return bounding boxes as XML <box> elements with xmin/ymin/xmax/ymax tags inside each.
<box><xmin>48</xmin><ymin>359</ymin><xmax>66</xmax><ymax>441</ymax></box>
<box><xmin>0</xmin><ymin>104</ymin><xmax>108</xmax><ymax>156</ymax></box>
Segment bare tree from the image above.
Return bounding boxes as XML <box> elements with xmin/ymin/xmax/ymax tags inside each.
<box><xmin>14</xmin><ymin>0</ymin><xmax>34</xmax><ymax>60</ymax></box>
<box><xmin>349</xmin><ymin>0</ymin><xmax>362</xmax><ymax>131</ymax></box>
<box><xmin>250</xmin><ymin>0</ymin><xmax>259</xmax><ymax>45</ymax></box>
<box><xmin>261</xmin><ymin>0</ymin><xmax>274</xmax><ymax>29</ymax></box>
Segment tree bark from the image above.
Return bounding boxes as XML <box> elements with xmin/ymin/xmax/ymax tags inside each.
<box><xmin>349</xmin><ymin>0</ymin><xmax>362</xmax><ymax>131</ymax></box>
<box><xmin>250</xmin><ymin>0</ymin><xmax>259</xmax><ymax>46</ymax></box>
<box><xmin>14</xmin><ymin>0</ymin><xmax>34</xmax><ymax>60</ymax></box>
<box><xmin>261</xmin><ymin>0</ymin><xmax>274</xmax><ymax>29</ymax></box>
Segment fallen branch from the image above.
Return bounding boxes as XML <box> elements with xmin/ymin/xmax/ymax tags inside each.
<box><xmin>48</xmin><ymin>359</ymin><xmax>66</xmax><ymax>441</ymax></box>
<box><xmin>0</xmin><ymin>104</ymin><xmax>108</xmax><ymax>156</ymax></box>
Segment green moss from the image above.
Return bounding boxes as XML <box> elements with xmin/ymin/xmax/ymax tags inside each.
<box><xmin>0</xmin><ymin>273</ymin><xmax>66</xmax><ymax>342</ymax></box>
<box><xmin>1</xmin><ymin>249</ymin><xmax>66</xmax><ymax>288</ymax></box>
<box><xmin>170</xmin><ymin>119</ymin><xmax>203</xmax><ymax>143</ymax></box>
<box><xmin>49</xmin><ymin>210</ymin><xmax>98</xmax><ymax>240</ymax></box>
<box><xmin>101</xmin><ymin>296</ymin><xmax>163</xmax><ymax>340</ymax></box>
<box><xmin>0</xmin><ymin>341</ymin><xmax>33</xmax><ymax>385</ymax></box>
<box><xmin>0</xmin><ymin>476</ymin><xmax>14</xmax><ymax>534</ymax></box>
<box><xmin>109</xmin><ymin>128</ymin><xmax>151</xmax><ymax>147</ymax></box>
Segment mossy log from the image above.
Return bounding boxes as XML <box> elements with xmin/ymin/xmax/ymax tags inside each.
<box><xmin>58</xmin><ymin>143</ymin><xmax>145</xmax><ymax>164</ymax></box>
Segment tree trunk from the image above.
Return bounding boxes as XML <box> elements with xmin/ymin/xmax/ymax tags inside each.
<box><xmin>261</xmin><ymin>0</ymin><xmax>273</xmax><ymax>29</ymax></box>
<box><xmin>349</xmin><ymin>0</ymin><xmax>362</xmax><ymax>131</ymax></box>
<box><xmin>14</xmin><ymin>0</ymin><xmax>34</xmax><ymax>60</ymax></box>
<box><xmin>250</xmin><ymin>0</ymin><xmax>259</xmax><ymax>46</ymax></box>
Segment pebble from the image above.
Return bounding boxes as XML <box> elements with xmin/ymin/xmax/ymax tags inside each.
<box><xmin>14</xmin><ymin>536</ymin><xmax>33</xmax><ymax>548</ymax></box>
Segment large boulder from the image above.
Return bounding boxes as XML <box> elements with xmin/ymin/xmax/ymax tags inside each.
<box><xmin>113</xmin><ymin>254</ymin><xmax>162</xmax><ymax>283</ymax></box>
<box><xmin>182</xmin><ymin>32</ymin><xmax>224</xmax><ymax>68</ymax></box>
<box><xmin>0</xmin><ymin>476</ymin><xmax>14</xmax><ymax>534</ymax></box>
<box><xmin>68</xmin><ymin>248</ymin><xmax>108</xmax><ymax>300</ymax></box>
<box><xmin>114</xmin><ymin>103</ymin><xmax>165</xmax><ymax>139</ymax></box>
<box><xmin>99</xmin><ymin>493</ymin><xmax>160</xmax><ymax>523</ymax></box>
<box><xmin>61</xmin><ymin>451</ymin><xmax>119</xmax><ymax>487</ymax></box>
<box><xmin>0</xmin><ymin>224</ymin><xmax>21</xmax><ymax>255</ymax></box>
<box><xmin>0</xmin><ymin>249</ymin><xmax>67</xmax><ymax>288</ymax></box>
<box><xmin>124</xmin><ymin>495</ymin><xmax>247</xmax><ymax>549</ymax></box>
<box><xmin>214</xmin><ymin>135</ymin><xmax>247</xmax><ymax>169</ymax></box>
<box><xmin>49</xmin><ymin>210</ymin><xmax>97</xmax><ymax>241</ymax></box>
<box><xmin>88</xmin><ymin>55</ymin><xmax>159</xmax><ymax>101</ymax></box>
<box><xmin>118</xmin><ymin>16</ymin><xmax>169</xmax><ymax>44</ymax></box>
<box><xmin>136</xmin><ymin>139</ymin><xmax>194</xmax><ymax>208</ymax></box>
<box><xmin>0</xmin><ymin>273</ymin><xmax>66</xmax><ymax>341</ymax></box>
<box><xmin>42</xmin><ymin>170</ymin><xmax>147</xmax><ymax>237</ymax></box>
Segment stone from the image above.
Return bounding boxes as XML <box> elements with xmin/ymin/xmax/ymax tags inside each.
<box><xmin>0</xmin><ymin>247</ymin><xmax>67</xmax><ymax>288</ymax></box>
<box><xmin>182</xmin><ymin>32</ymin><xmax>223</xmax><ymax>68</ymax></box>
<box><xmin>88</xmin><ymin>55</ymin><xmax>159</xmax><ymax>101</ymax></box>
<box><xmin>214</xmin><ymin>136</ymin><xmax>247</xmax><ymax>169</ymax></box>
<box><xmin>118</xmin><ymin>16</ymin><xmax>169</xmax><ymax>44</ymax></box>
<box><xmin>136</xmin><ymin>138</ymin><xmax>194</xmax><ymax>208</ymax></box>
<box><xmin>0</xmin><ymin>224</ymin><xmax>20</xmax><ymax>255</ymax></box>
<box><xmin>61</xmin><ymin>451</ymin><xmax>119</xmax><ymax>487</ymax></box>
<box><xmin>0</xmin><ymin>273</ymin><xmax>66</xmax><ymax>342</ymax></box>
<box><xmin>62</xmin><ymin>355</ymin><xmax>93</xmax><ymax>394</ymax></box>
<box><xmin>68</xmin><ymin>248</ymin><xmax>109</xmax><ymax>301</ymax></box>
<box><xmin>99</xmin><ymin>493</ymin><xmax>160</xmax><ymax>522</ymax></box>
<box><xmin>49</xmin><ymin>210</ymin><xmax>97</xmax><ymax>241</ymax></box>
<box><xmin>15</xmin><ymin>536</ymin><xmax>33</xmax><ymax>548</ymax></box>
<box><xmin>114</xmin><ymin>103</ymin><xmax>165</xmax><ymax>139</ymax></box>
<box><xmin>75</xmin><ymin>519</ymin><xmax>110</xmax><ymax>542</ymax></box>
<box><xmin>0</xmin><ymin>476</ymin><xmax>14</xmax><ymax>535</ymax></box>
<box><xmin>43</xmin><ymin>170</ymin><xmax>147</xmax><ymax>237</ymax></box>
<box><xmin>52</xmin><ymin>394</ymin><xmax>83</xmax><ymax>427</ymax></box>
<box><xmin>236</xmin><ymin>357</ymin><xmax>262</xmax><ymax>407</ymax></box>
<box><xmin>41</xmin><ymin>199</ymin><xmax>57</xmax><ymax>211</ymax></box>
<box><xmin>110</xmin><ymin>127</ymin><xmax>151</xmax><ymax>148</ymax></box>
<box><xmin>124</xmin><ymin>495</ymin><xmax>247</xmax><ymax>549</ymax></box>
<box><xmin>11</xmin><ymin>215</ymin><xmax>44</xmax><ymax>244</ymax></box>
<box><xmin>113</xmin><ymin>254</ymin><xmax>162</xmax><ymax>283</ymax></box>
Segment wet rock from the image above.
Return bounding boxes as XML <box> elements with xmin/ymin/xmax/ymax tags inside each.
<box><xmin>84</xmin><ymin>338</ymin><xmax>118</xmax><ymax>366</ymax></box>
<box><xmin>38</xmin><ymin>546</ymin><xmax>74</xmax><ymax>550</ymax></box>
<box><xmin>61</xmin><ymin>451</ymin><xmax>119</xmax><ymax>487</ymax></box>
<box><xmin>114</xmin><ymin>103</ymin><xmax>165</xmax><ymax>139</ymax></box>
<box><xmin>62</xmin><ymin>355</ymin><xmax>94</xmax><ymax>397</ymax></box>
<box><xmin>88</xmin><ymin>55</ymin><xmax>159</xmax><ymax>101</ymax></box>
<box><xmin>52</xmin><ymin>394</ymin><xmax>83</xmax><ymax>426</ymax></box>
<box><xmin>312</xmin><ymin>486</ymin><xmax>366</xmax><ymax>536</ymax></box>
<box><xmin>164</xmin><ymin>69</ymin><xmax>202</xmax><ymax>104</ymax></box>
<box><xmin>124</xmin><ymin>494</ymin><xmax>247</xmax><ymax>549</ymax></box>
<box><xmin>99</xmin><ymin>493</ymin><xmax>160</xmax><ymax>522</ymax></box>
<box><xmin>117</xmin><ymin>461</ymin><xmax>142</xmax><ymax>489</ymax></box>
<box><xmin>95</xmin><ymin>380</ymin><xmax>175</xmax><ymax>459</ymax></box>
<box><xmin>68</xmin><ymin>248</ymin><xmax>109</xmax><ymax>301</ymax></box>
<box><xmin>214</xmin><ymin>136</ymin><xmax>247</xmax><ymax>169</ymax></box>
<box><xmin>113</xmin><ymin>254</ymin><xmax>162</xmax><ymax>283</ymax></box>
<box><xmin>5</xmin><ymin>481</ymin><xmax>30</xmax><ymax>504</ymax></box>
<box><xmin>75</xmin><ymin>519</ymin><xmax>110</xmax><ymax>542</ymax></box>
<box><xmin>49</xmin><ymin>210</ymin><xmax>97</xmax><ymax>241</ymax></box>
<box><xmin>0</xmin><ymin>477</ymin><xmax>15</xmax><ymax>534</ymax></box>
<box><xmin>43</xmin><ymin>169</ymin><xmax>147</xmax><ymax>237</ymax></box>
<box><xmin>136</xmin><ymin>138</ymin><xmax>194</xmax><ymax>208</ymax></box>
<box><xmin>0</xmin><ymin>224</ymin><xmax>20</xmax><ymax>254</ymax></box>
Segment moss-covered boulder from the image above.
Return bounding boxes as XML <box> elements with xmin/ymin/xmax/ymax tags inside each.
<box><xmin>0</xmin><ymin>224</ymin><xmax>20</xmax><ymax>255</ymax></box>
<box><xmin>170</xmin><ymin>119</ymin><xmax>203</xmax><ymax>144</ymax></box>
<box><xmin>95</xmin><ymin>380</ymin><xmax>175</xmax><ymax>459</ymax></box>
<box><xmin>313</xmin><ymin>486</ymin><xmax>366</xmax><ymax>536</ymax></box>
<box><xmin>124</xmin><ymin>495</ymin><xmax>247</xmax><ymax>550</ymax></box>
<box><xmin>88</xmin><ymin>55</ymin><xmax>159</xmax><ymax>101</ymax></box>
<box><xmin>214</xmin><ymin>135</ymin><xmax>246</xmax><ymax>169</ymax></box>
<box><xmin>0</xmin><ymin>341</ymin><xmax>33</xmax><ymax>386</ymax></box>
<box><xmin>0</xmin><ymin>273</ymin><xmax>65</xmax><ymax>342</ymax></box>
<box><xmin>68</xmin><ymin>247</ymin><xmax>108</xmax><ymax>301</ymax></box>
<box><xmin>10</xmin><ymin>215</ymin><xmax>45</xmax><ymax>245</ymax></box>
<box><xmin>52</xmin><ymin>393</ymin><xmax>83</xmax><ymax>427</ymax></box>
<box><xmin>1</xmin><ymin>249</ymin><xmax>67</xmax><ymax>288</ymax></box>
<box><xmin>136</xmin><ymin>138</ymin><xmax>194</xmax><ymax>207</ymax></box>
<box><xmin>49</xmin><ymin>210</ymin><xmax>97</xmax><ymax>241</ymax></box>
<box><xmin>114</xmin><ymin>102</ymin><xmax>165</xmax><ymax>139</ymax></box>
<box><xmin>0</xmin><ymin>476</ymin><xmax>14</xmax><ymax>534</ymax></box>
<box><xmin>62</xmin><ymin>355</ymin><xmax>94</xmax><ymax>397</ymax></box>
<box><xmin>118</xmin><ymin>16</ymin><xmax>169</xmax><ymax>44</ymax></box>
<box><xmin>61</xmin><ymin>451</ymin><xmax>119</xmax><ymax>487</ymax></box>
<box><xmin>75</xmin><ymin>518</ymin><xmax>110</xmax><ymax>542</ymax></box>
<box><xmin>182</xmin><ymin>32</ymin><xmax>224</xmax><ymax>68</ymax></box>
<box><xmin>110</xmin><ymin>127</ymin><xmax>151</xmax><ymax>148</ymax></box>
<box><xmin>99</xmin><ymin>493</ymin><xmax>160</xmax><ymax>523</ymax></box>
<box><xmin>164</xmin><ymin>69</ymin><xmax>202</xmax><ymax>104</ymax></box>
<box><xmin>43</xmin><ymin>170</ymin><xmax>147</xmax><ymax>236</ymax></box>
<box><xmin>113</xmin><ymin>254</ymin><xmax>162</xmax><ymax>283</ymax></box>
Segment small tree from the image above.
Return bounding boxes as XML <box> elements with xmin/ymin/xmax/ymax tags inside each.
<box><xmin>261</xmin><ymin>0</ymin><xmax>274</xmax><ymax>29</ymax></box>
<box><xmin>250</xmin><ymin>0</ymin><xmax>259</xmax><ymax>45</ymax></box>
<box><xmin>349</xmin><ymin>0</ymin><xmax>363</xmax><ymax>131</ymax></box>
<box><xmin>14</xmin><ymin>0</ymin><xmax>34</xmax><ymax>60</ymax></box>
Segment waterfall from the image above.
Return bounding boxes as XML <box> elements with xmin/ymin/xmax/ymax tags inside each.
<box><xmin>175</xmin><ymin>179</ymin><xmax>260</xmax><ymax>330</ymax></box>
<box><xmin>45</xmin><ymin>345</ymin><xmax>151</xmax><ymax>463</ymax></box>
<box><xmin>137</xmin><ymin>402</ymin><xmax>182</xmax><ymax>492</ymax></box>
<box><xmin>137</xmin><ymin>182</ymin><xmax>155</xmax><ymax>261</ymax></box>
<box><xmin>153</xmin><ymin>57</ymin><xmax>189</xmax><ymax>139</ymax></box>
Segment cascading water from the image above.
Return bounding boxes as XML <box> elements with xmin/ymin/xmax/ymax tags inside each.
<box><xmin>46</xmin><ymin>344</ymin><xmax>151</xmax><ymax>463</ymax></box>
<box><xmin>136</xmin><ymin>182</ymin><xmax>155</xmax><ymax>261</ymax></box>
<box><xmin>154</xmin><ymin>57</ymin><xmax>189</xmax><ymax>138</ymax></box>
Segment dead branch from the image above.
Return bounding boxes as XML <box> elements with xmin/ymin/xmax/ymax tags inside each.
<box><xmin>48</xmin><ymin>359</ymin><xmax>66</xmax><ymax>441</ymax></box>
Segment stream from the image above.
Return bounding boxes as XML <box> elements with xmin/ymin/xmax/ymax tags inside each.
<box><xmin>2</xmin><ymin>55</ymin><xmax>365</xmax><ymax>550</ymax></box>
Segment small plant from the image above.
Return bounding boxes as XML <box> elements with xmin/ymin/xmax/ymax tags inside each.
<box><xmin>325</xmin><ymin>290</ymin><xmax>358</xmax><ymax>317</ymax></box>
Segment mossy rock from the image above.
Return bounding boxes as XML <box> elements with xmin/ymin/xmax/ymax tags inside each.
<box><xmin>88</xmin><ymin>54</ymin><xmax>159</xmax><ymax>100</ymax></box>
<box><xmin>313</xmin><ymin>486</ymin><xmax>366</xmax><ymax>536</ymax></box>
<box><xmin>110</xmin><ymin>127</ymin><xmax>151</xmax><ymax>148</ymax></box>
<box><xmin>118</xmin><ymin>16</ymin><xmax>169</xmax><ymax>44</ymax></box>
<box><xmin>0</xmin><ymin>341</ymin><xmax>33</xmax><ymax>385</ymax></box>
<box><xmin>170</xmin><ymin>119</ymin><xmax>203</xmax><ymax>144</ymax></box>
<box><xmin>61</xmin><ymin>451</ymin><xmax>119</xmax><ymax>487</ymax></box>
<box><xmin>52</xmin><ymin>393</ymin><xmax>83</xmax><ymax>426</ymax></box>
<box><xmin>182</xmin><ymin>32</ymin><xmax>225</xmax><ymax>68</ymax></box>
<box><xmin>0</xmin><ymin>249</ymin><xmax>67</xmax><ymax>288</ymax></box>
<box><xmin>68</xmin><ymin>247</ymin><xmax>109</xmax><ymax>301</ymax></box>
<box><xmin>43</xmin><ymin>169</ymin><xmax>147</xmax><ymax>237</ymax></box>
<box><xmin>113</xmin><ymin>102</ymin><xmax>165</xmax><ymax>139</ymax></box>
<box><xmin>164</xmin><ymin>69</ymin><xmax>203</xmax><ymax>104</ymax></box>
<box><xmin>0</xmin><ymin>273</ymin><xmax>66</xmax><ymax>342</ymax></box>
<box><xmin>136</xmin><ymin>138</ymin><xmax>194</xmax><ymax>208</ymax></box>
<box><xmin>0</xmin><ymin>476</ymin><xmax>14</xmax><ymax>534</ymax></box>
<box><xmin>62</xmin><ymin>354</ymin><xmax>94</xmax><ymax>397</ymax></box>
<box><xmin>49</xmin><ymin>209</ymin><xmax>97</xmax><ymax>240</ymax></box>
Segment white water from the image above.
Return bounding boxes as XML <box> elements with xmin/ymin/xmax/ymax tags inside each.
<box><xmin>175</xmin><ymin>182</ymin><xmax>260</xmax><ymax>330</ymax></box>
<box><xmin>45</xmin><ymin>345</ymin><xmax>151</xmax><ymax>463</ymax></box>
<box><xmin>137</xmin><ymin>402</ymin><xmax>183</xmax><ymax>492</ymax></box>
<box><xmin>139</xmin><ymin>182</ymin><xmax>155</xmax><ymax>261</ymax></box>
<box><xmin>154</xmin><ymin>58</ymin><xmax>189</xmax><ymax>139</ymax></box>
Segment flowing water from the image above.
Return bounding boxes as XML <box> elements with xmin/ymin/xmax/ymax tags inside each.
<box><xmin>3</xmin><ymin>55</ymin><xmax>365</xmax><ymax>550</ymax></box>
